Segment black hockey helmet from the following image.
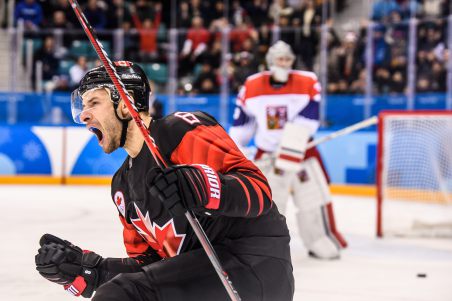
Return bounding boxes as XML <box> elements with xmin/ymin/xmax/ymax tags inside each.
<box><xmin>71</xmin><ymin>61</ymin><xmax>151</xmax><ymax>124</ymax></box>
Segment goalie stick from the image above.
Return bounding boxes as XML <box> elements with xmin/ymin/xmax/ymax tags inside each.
<box><xmin>307</xmin><ymin>116</ymin><xmax>378</xmax><ymax>150</ymax></box>
<box><xmin>260</xmin><ymin>116</ymin><xmax>378</xmax><ymax>165</ymax></box>
<box><xmin>67</xmin><ymin>1</ymin><xmax>241</xmax><ymax>300</ymax></box>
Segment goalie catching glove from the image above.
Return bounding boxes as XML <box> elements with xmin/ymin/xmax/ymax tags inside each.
<box><xmin>147</xmin><ymin>164</ymin><xmax>222</xmax><ymax>217</ymax></box>
<box><xmin>35</xmin><ymin>234</ymin><xmax>102</xmax><ymax>298</ymax></box>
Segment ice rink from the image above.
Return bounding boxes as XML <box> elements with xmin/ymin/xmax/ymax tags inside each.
<box><xmin>1</xmin><ymin>184</ymin><xmax>451</xmax><ymax>301</ymax></box>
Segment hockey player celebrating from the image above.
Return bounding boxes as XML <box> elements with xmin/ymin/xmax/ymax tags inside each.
<box><xmin>34</xmin><ymin>61</ymin><xmax>294</xmax><ymax>300</ymax></box>
<box><xmin>229</xmin><ymin>41</ymin><xmax>347</xmax><ymax>260</ymax></box>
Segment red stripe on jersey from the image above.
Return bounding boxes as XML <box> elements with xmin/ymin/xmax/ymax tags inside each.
<box><xmin>227</xmin><ymin>174</ymin><xmax>251</xmax><ymax>215</ymax></box>
<box><xmin>278</xmin><ymin>154</ymin><xmax>303</xmax><ymax>163</ymax></box>
<box><xmin>184</xmin><ymin>170</ymin><xmax>204</xmax><ymax>205</ymax></box>
<box><xmin>244</xmin><ymin>175</ymin><xmax>264</xmax><ymax>215</ymax></box>
<box><xmin>250</xmin><ymin>174</ymin><xmax>272</xmax><ymax>203</ymax></box>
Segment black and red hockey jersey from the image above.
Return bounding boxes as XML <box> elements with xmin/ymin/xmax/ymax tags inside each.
<box><xmin>111</xmin><ymin>111</ymin><xmax>291</xmax><ymax>264</ymax></box>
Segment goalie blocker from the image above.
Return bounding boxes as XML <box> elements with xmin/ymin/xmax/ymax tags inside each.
<box><xmin>256</xmin><ymin>122</ymin><xmax>347</xmax><ymax>259</ymax></box>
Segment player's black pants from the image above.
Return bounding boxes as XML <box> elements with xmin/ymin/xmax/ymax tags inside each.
<box><xmin>92</xmin><ymin>246</ymin><xmax>294</xmax><ymax>301</ymax></box>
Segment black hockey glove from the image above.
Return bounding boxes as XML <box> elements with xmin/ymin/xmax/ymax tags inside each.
<box><xmin>35</xmin><ymin>234</ymin><xmax>102</xmax><ymax>298</ymax></box>
<box><xmin>147</xmin><ymin>164</ymin><xmax>222</xmax><ymax>217</ymax></box>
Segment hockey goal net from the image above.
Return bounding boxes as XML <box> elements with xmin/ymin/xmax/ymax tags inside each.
<box><xmin>377</xmin><ymin>111</ymin><xmax>452</xmax><ymax>238</ymax></box>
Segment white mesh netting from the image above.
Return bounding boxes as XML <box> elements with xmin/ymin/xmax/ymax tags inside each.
<box><xmin>380</xmin><ymin>113</ymin><xmax>452</xmax><ymax>237</ymax></box>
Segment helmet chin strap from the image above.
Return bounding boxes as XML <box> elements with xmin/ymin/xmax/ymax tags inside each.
<box><xmin>113</xmin><ymin>105</ymin><xmax>132</xmax><ymax>147</ymax></box>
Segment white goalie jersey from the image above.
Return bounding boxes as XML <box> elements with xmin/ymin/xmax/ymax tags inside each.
<box><xmin>229</xmin><ymin>70</ymin><xmax>321</xmax><ymax>153</ymax></box>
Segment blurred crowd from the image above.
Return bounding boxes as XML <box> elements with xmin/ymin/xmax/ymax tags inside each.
<box><xmin>11</xmin><ymin>0</ymin><xmax>450</xmax><ymax>95</ymax></box>
<box><xmin>326</xmin><ymin>0</ymin><xmax>449</xmax><ymax>95</ymax></box>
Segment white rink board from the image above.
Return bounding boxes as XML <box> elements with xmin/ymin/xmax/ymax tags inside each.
<box><xmin>1</xmin><ymin>185</ymin><xmax>452</xmax><ymax>301</ymax></box>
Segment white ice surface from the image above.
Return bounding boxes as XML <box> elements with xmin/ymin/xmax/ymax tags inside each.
<box><xmin>1</xmin><ymin>185</ymin><xmax>451</xmax><ymax>301</ymax></box>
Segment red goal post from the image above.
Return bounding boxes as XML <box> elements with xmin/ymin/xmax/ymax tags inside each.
<box><xmin>376</xmin><ymin>110</ymin><xmax>452</xmax><ymax>238</ymax></box>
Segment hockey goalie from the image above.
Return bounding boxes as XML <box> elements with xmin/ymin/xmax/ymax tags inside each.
<box><xmin>229</xmin><ymin>41</ymin><xmax>347</xmax><ymax>259</ymax></box>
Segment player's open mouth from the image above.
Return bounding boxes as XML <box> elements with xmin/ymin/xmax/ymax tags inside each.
<box><xmin>89</xmin><ymin>127</ymin><xmax>104</xmax><ymax>144</ymax></box>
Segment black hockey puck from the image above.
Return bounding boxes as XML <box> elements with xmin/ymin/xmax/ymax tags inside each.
<box><xmin>417</xmin><ymin>273</ymin><xmax>427</xmax><ymax>278</ymax></box>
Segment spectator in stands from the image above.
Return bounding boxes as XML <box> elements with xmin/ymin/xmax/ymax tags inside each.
<box><xmin>231</xmin><ymin>0</ymin><xmax>246</xmax><ymax>26</ymax></box>
<box><xmin>14</xmin><ymin>0</ymin><xmax>43</xmax><ymax>30</ymax></box>
<box><xmin>421</xmin><ymin>0</ymin><xmax>443</xmax><ymax>17</ymax></box>
<box><xmin>52</xmin><ymin>0</ymin><xmax>77</xmax><ymax>27</ymax></box>
<box><xmin>197</xmin><ymin>78</ymin><xmax>219</xmax><ymax>94</ymax></box>
<box><xmin>278</xmin><ymin>15</ymin><xmax>295</xmax><ymax>50</ymax></box>
<box><xmin>134</xmin><ymin>0</ymin><xmax>159</xmax><ymax>23</ymax></box>
<box><xmin>46</xmin><ymin>10</ymin><xmax>74</xmax><ymax>48</ymax></box>
<box><xmin>205</xmin><ymin>1</ymin><xmax>227</xmax><ymax>28</ymax></box>
<box><xmin>371</xmin><ymin>0</ymin><xmax>400</xmax><ymax>22</ymax></box>
<box><xmin>416</xmin><ymin>75</ymin><xmax>431</xmax><ymax>92</ymax></box>
<box><xmin>416</xmin><ymin>50</ymin><xmax>431</xmax><ymax>76</ymax></box>
<box><xmin>244</xmin><ymin>0</ymin><xmax>269</xmax><ymax>28</ymax></box>
<box><xmin>135</xmin><ymin>18</ymin><xmax>158</xmax><ymax>62</ymax></box>
<box><xmin>130</xmin><ymin>3</ymin><xmax>160</xmax><ymax>63</ymax></box>
<box><xmin>119</xmin><ymin>20</ymin><xmax>139</xmax><ymax>62</ymax></box>
<box><xmin>84</xmin><ymin>0</ymin><xmax>106</xmax><ymax>30</ymax></box>
<box><xmin>180</xmin><ymin>16</ymin><xmax>211</xmax><ymax>76</ymax></box>
<box><xmin>256</xmin><ymin>23</ymin><xmax>272</xmax><ymax>68</ymax></box>
<box><xmin>231</xmin><ymin>51</ymin><xmax>258</xmax><ymax>92</ymax></box>
<box><xmin>291</xmin><ymin>0</ymin><xmax>322</xmax><ymax>70</ymax></box>
<box><xmin>177</xmin><ymin>1</ymin><xmax>193</xmax><ymax>28</ymax></box>
<box><xmin>197</xmin><ymin>39</ymin><xmax>222</xmax><ymax>70</ymax></box>
<box><xmin>389</xmin><ymin>71</ymin><xmax>406</xmax><ymax>94</ymax></box>
<box><xmin>105</xmin><ymin>0</ymin><xmax>132</xmax><ymax>29</ymax></box>
<box><xmin>268</xmin><ymin>0</ymin><xmax>294</xmax><ymax>24</ymax></box>
<box><xmin>229</xmin><ymin>18</ymin><xmax>258</xmax><ymax>52</ymax></box>
<box><xmin>373</xmin><ymin>25</ymin><xmax>390</xmax><ymax>67</ymax></box>
<box><xmin>32</xmin><ymin>36</ymin><xmax>60</xmax><ymax>91</ymax></box>
<box><xmin>429</xmin><ymin>61</ymin><xmax>446</xmax><ymax>92</ymax></box>
<box><xmin>374</xmin><ymin>66</ymin><xmax>391</xmax><ymax>93</ymax></box>
<box><xmin>336</xmin><ymin>31</ymin><xmax>363</xmax><ymax>86</ymax></box>
<box><xmin>349</xmin><ymin>69</ymin><xmax>367</xmax><ymax>94</ymax></box>
<box><xmin>396</xmin><ymin>0</ymin><xmax>421</xmax><ymax>19</ymax></box>
<box><xmin>69</xmin><ymin>56</ymin><xmax>88</xmax><ymax>89</ymax></box>
<box><xmin>189</xmin><ymin>0</ymin><xmax>210</xmax><ymax>21</ymax></box>
<box><xmin>389</xmin><ymin>49</ymin><xmax>407</xmax><ymax>89</ymax></box>
<box><xmin>193</xmin><ymin>62</ymin><xmax>218</xmax><ymax>93</ymax></box>
<box><xmin>418</xmin><ymin>23</ymin><xmax>442</xmax><ymax>52</ymax></box>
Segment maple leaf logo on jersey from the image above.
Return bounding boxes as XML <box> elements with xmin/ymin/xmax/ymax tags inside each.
<box><xmin>130</xmin><ymin>203</ymin><xmax>186</xmax><ymax>258</ymax></box>
<box><xmin>114</xmin><ymin>191</ymin><xmax>126</xmax><ymax>217</ymax></box>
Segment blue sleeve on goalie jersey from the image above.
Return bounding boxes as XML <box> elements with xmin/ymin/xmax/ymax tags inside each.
<box><xmin>297</xmin><ymin>100</ymin><xmax>319</xmax><ymax>121</ymax></box>
<box><xmin>232</xmin><ymin>105</ymin><xmax>253</xmax><ymax>126</ymax></box>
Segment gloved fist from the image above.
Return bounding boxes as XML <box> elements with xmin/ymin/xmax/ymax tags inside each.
<box><xmin>35</xmin><ymin>234</ymin><xmax>102</xmax><ymax>297</ymax></box>
<box><xmin>147</xmin><ymin>164</ymin><xmax>222</xmax><ymax>217</ymax></box>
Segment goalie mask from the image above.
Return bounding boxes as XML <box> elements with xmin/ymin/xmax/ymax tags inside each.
<box><xmin>265</xmin><ymin>41</ymin><xmax>295</xmax><ymax>83</ymax></box>
<box><xmin>71</xmin><ymin>61</ymin><xmax>151</xmax><ymax>124</ymax></box>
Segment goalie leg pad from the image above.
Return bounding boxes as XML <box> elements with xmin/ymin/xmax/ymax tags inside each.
<box><xmin>292</xmin><ymin>157</ymin><xmax>347</xmax><ymax>259</ymax></box>
<box><xmin>255</xmin><ymin>155</ymin><xmax>293</xmax><ymax>214</ymax></box>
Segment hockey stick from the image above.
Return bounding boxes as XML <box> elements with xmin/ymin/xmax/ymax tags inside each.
<box><xmin>307</xmin><ymin>115</ymin><xmax>378</xmax><ymax>150</ymax></box>
<box><xmin>257</xmin><ymin>116</ymin><xmax>378</xmax><ymax>165</ymax></box>
<box><xmin>67</xmin><ymin>1</ymin><xmax>241</xmax><ymax>300</ymax></box>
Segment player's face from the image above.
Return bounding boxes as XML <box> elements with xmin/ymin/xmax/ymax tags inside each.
<box><xmin>274</xmin><ymin>56</ymin><xmax>293</xmax><ymax>69</ymax></box>
<box><xmin>80</xmin><ymin>88</ymin><xmax>122</xmax><ymax>154</ymax></box>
